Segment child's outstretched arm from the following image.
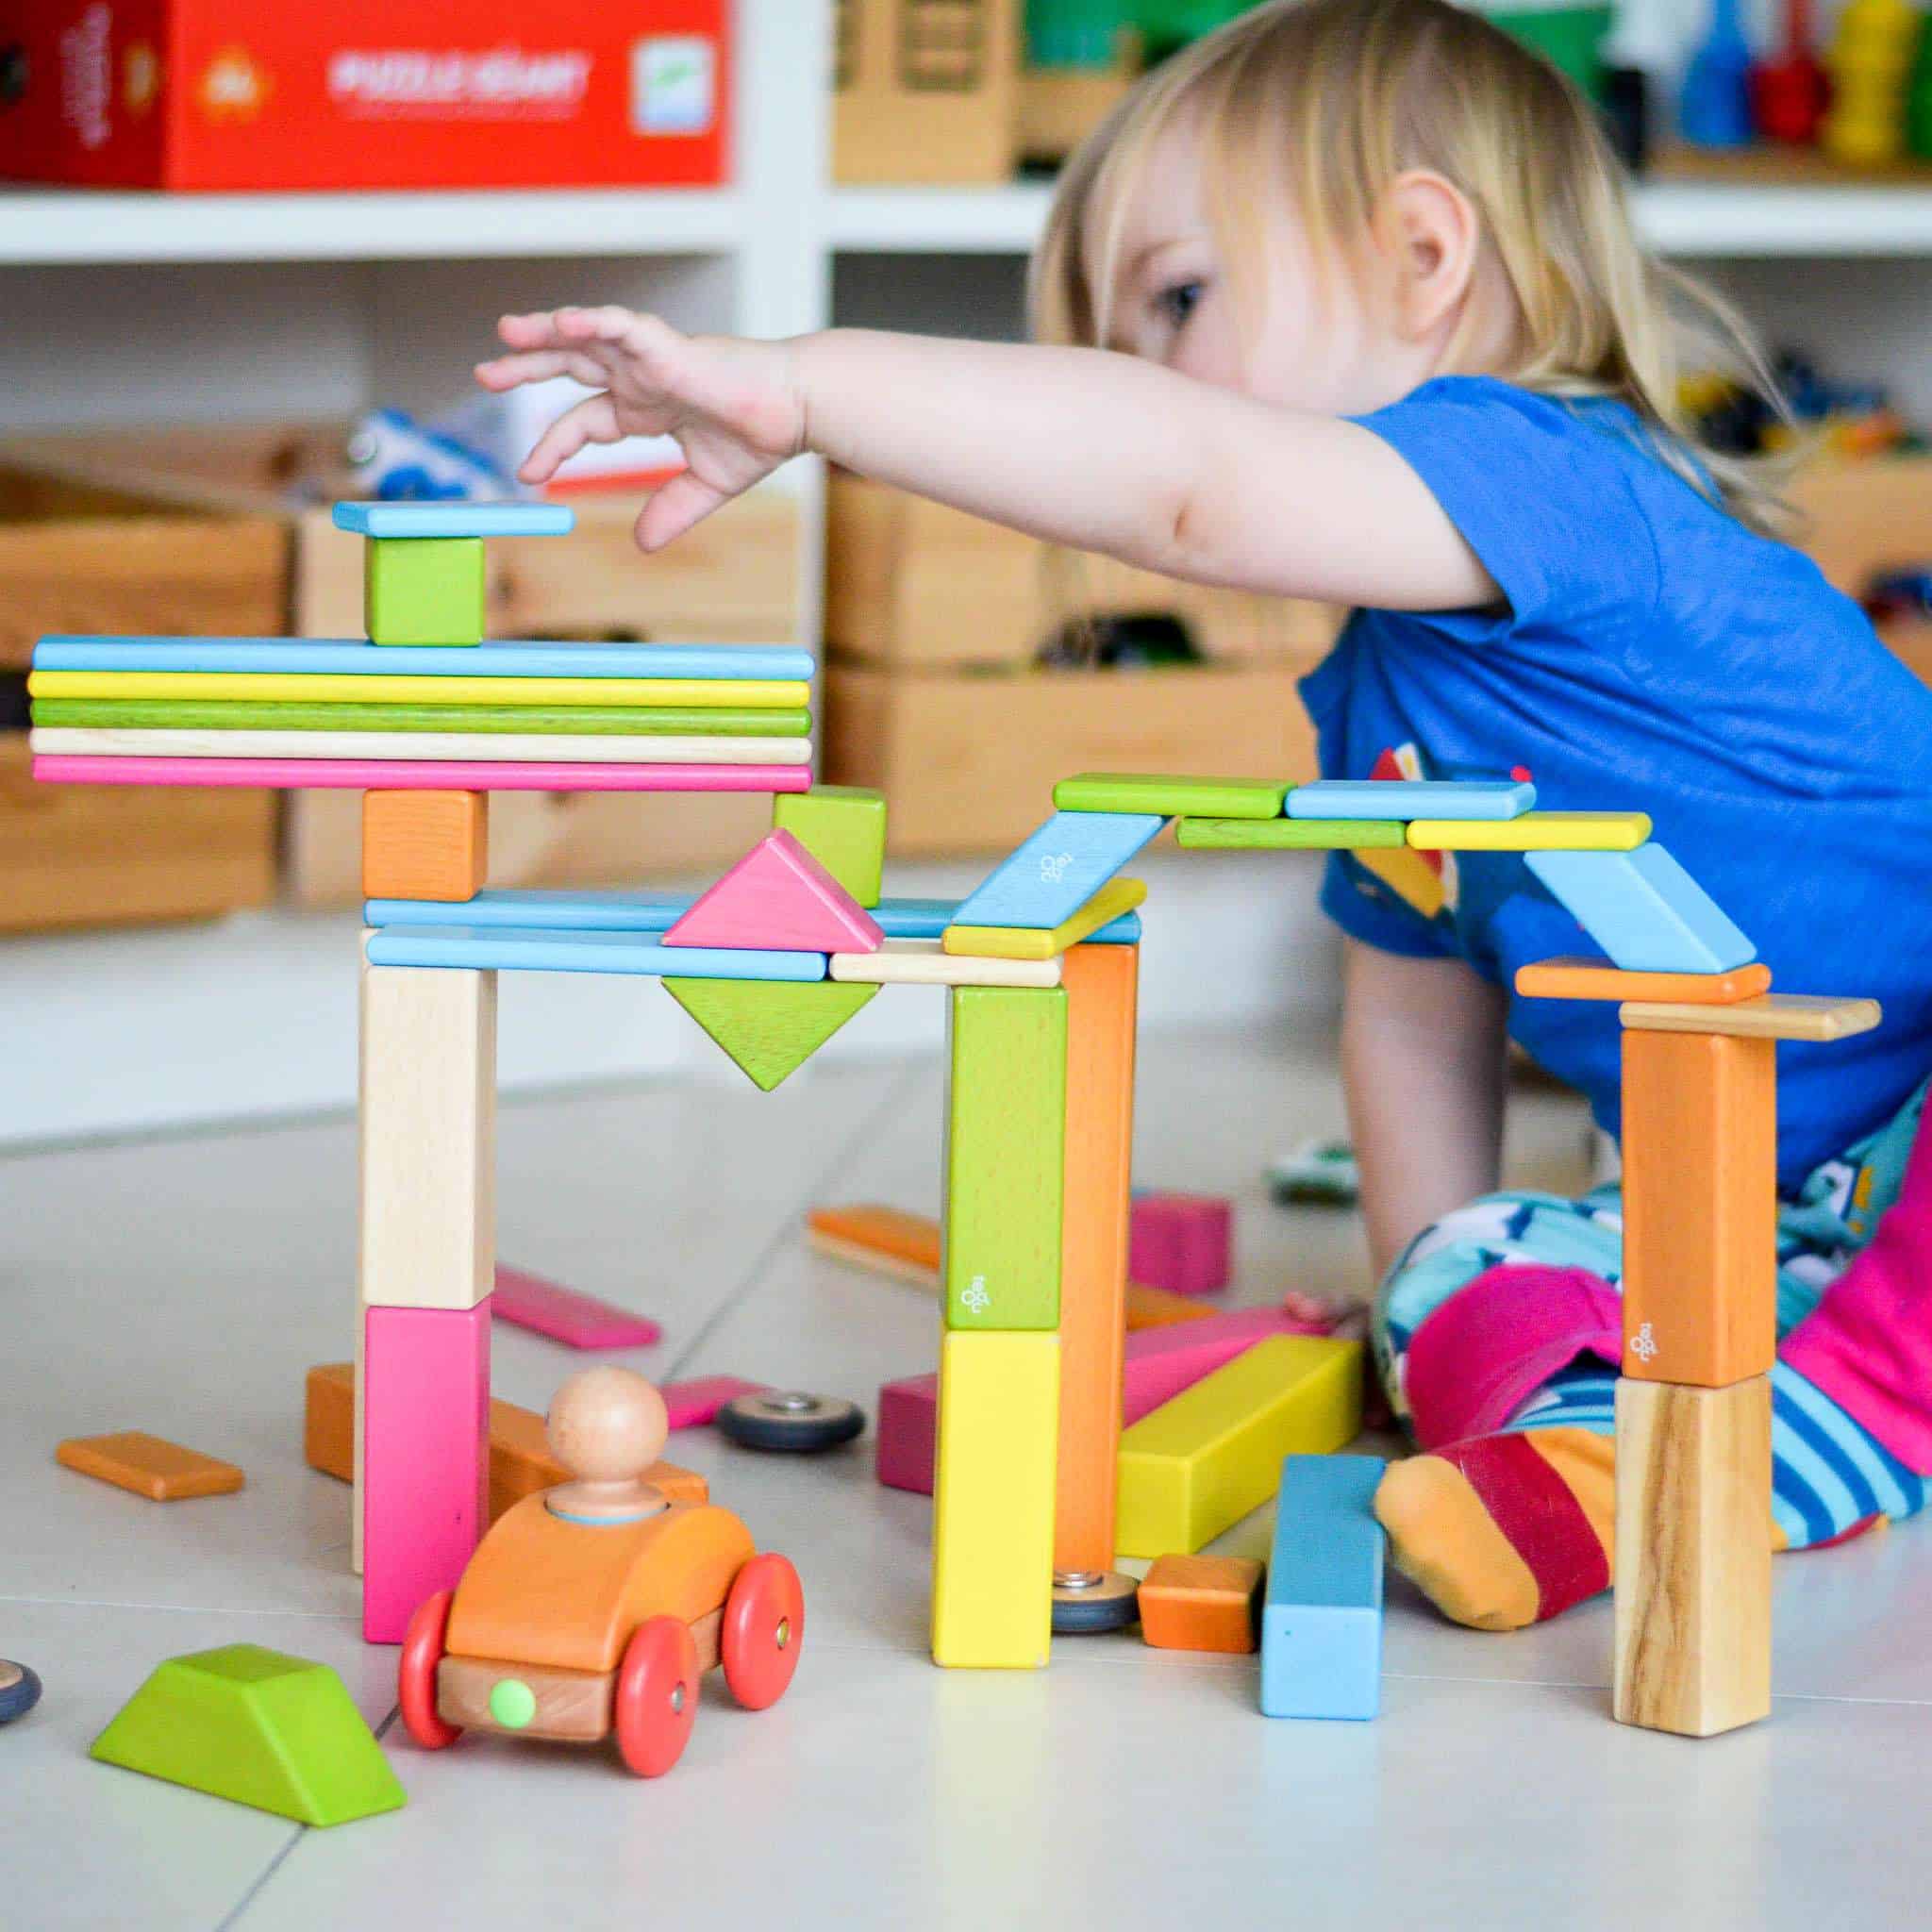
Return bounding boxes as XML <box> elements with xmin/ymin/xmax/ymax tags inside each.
<box><xmin>475</xmin><ymin>308</ymin><xmax>1495</xmax><ymax>612</ymax></box>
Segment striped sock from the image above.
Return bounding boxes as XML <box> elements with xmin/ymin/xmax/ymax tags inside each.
<box><xmin>1374</xmin><ymin>1362</ymin><xmax>1926</xmax><ymax>1632</ymax></box>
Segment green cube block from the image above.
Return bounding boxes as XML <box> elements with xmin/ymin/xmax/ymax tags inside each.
<box><xmin>944</xmin><ymin>986</ymin><xmax>1066</xmax><ymax>1330</ymax></box>
<box><xmin>1054</xmin><ymin>772</ymin><xmax>1287</xmax><ymax>819</ymax></box>
<box><xmin>1175</xmin><ymin>816</ymin><xmax>1407</xmax><ymax>849</ymax></box>
<box><xmin>90</xmin><ymin>1643</ymin><xmax>407</xmax><ymax>1827</ymax></box>
<box><xmin>773</xmin><ymin>786</ymin><xmax>885</xmax><ymax>908</ymax></box>
<box><xmin>364</xmin><ymin>536</ymin><xmax>486</xmax><ymax>645</ymax></box>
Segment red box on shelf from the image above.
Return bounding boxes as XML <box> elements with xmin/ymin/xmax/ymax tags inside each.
<box><xmin>0</xmin><ymin>0</ymin><xmax>729</xmax><ymax>191</ymax></box>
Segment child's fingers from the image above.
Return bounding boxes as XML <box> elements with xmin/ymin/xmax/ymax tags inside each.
<box><xmin>517</xmin><ymin>392</ymin><xmax>622</xmax><ymax>484</ymax></box>
<box><xmin>633</xmin><ymin>470</ymin><xmax>728</xmax><ymax>552</ymax></box>
<box><xmin>474</xmin><ymin>349</ymin><xmax>611</xmax><ymax>393</ymax></box>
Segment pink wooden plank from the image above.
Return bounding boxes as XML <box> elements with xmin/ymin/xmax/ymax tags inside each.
<box><xmin>492</xmin><ymin>1264</ymin><xmax>661</xmax><ymax>1350</ymax></box>
<box><xmin>661</xmin><ymin>1374</ymin><xmax>768</xmax><ymax>1429</ymax></box>
<box><xmin>664</xmin><ymin>830</ymin><xmax>884</xmax><ymax>953</ymax></box>
<box><xmin>362</xmin><ymin>1300</ymin><xmax>491</xmax><ymax>1644</ymax></box>
<box><xmin>32</xmin><ymin>756</ymin><xmax>811</xmax><ymax>792</ymax></box>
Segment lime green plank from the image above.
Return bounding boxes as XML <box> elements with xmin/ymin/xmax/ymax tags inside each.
<box><xmin>1054</xmin><ymin>772</ymin><xmax>1286</xmax><ymax>819</ymax></box>
<box><xmin>90</xmin><ymin>1644</ymin><xmax>406</xmax><ymax>1827</ymax></box>
<box><xmin>944</xmin><ymin>986</ymin><xmax>1066</xmax><ymax>1331</ymax></box>
<box><xmin>1176</xmin><ymin>816</ymin><xmax>1407</xmax><ymax>849</ymax></box>
<box><xmin>365</xmin><ymin>536</ymin><xmax>484</xmax><ymax>645</ymax></box>
<box><xmin>774</xmin><ymin>787</ymin><xmax>887</xmax><ymax>907</ymax></box>
<box><xmin>665</xmin><ymin>978</ymin><xmax>879</xmax><ymax>1091</ymax></box>
<box><xmin>33</xmin><ymin>699</ymin><xmax>809</xmax><ymax>736</ymax></box>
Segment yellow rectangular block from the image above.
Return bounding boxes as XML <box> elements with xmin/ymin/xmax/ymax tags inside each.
<box><xmin>1116</xmin><ymin>1336</ymin><xmax>1363</xmax><ymax>1558</ymax></box>
<box><xmin>1407</xmin><ymin>810</ymin><xmax>1651</xmax><ymax>851</ymax></box>
<box><xmin>931</xmin><ymin>1332</ymin><xmax>1060</xmax><ymax>1669</ymax></box>
<box><xmin>941</xmin><ymin>878</ymin><xmax>1146</xmax><ymax>961</ymax></box>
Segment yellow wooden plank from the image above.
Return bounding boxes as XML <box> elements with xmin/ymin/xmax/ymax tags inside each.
<box><xmin>931</xmin><ymin>1331</ymin><xmax>1059</xmax><ymax>1669</ymax></box>
<box><xmin>1618</xmin><ymin>992</ymin><xmax>1881</xmax><ymax>1042</ymax></box>
<box><xmin>29</xmin><ymin>671</ymin><xmax>810</xmax><ymax>708</ymax></box>
<box><xmin>941</xmin><ymin>877</ymin><xmax>1147</xmax><ymax>961</ymax></box>
<box><xmin>1115</xmin><ymin>1336</ymin><xmax>1363</xmax><ymax>1558</ymax></box>
<box><xmin>1407</xmin><ymin>810</ymin><xmax>1651</xmax><ymax>851</ymax></box>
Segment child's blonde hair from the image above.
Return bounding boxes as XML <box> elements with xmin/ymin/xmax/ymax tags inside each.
<box><xmin>1034</xmin><ymin>0</ymin><xmax>1788</xmax><ymax>534</ymax></box>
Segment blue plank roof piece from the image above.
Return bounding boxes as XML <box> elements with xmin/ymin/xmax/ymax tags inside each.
<box><xmin>1525</xmin><ymin>843</ymin><xmax>1757</xmax><ymax>974</ymax></box>
<box><xmin>1286</xmin><ymin>778</ymin><xmax>1535</xmax><ymax>821</ymax></box>
<box><xmin>331</xmin><ymin>501</ymin><xmax>575</xmax><ymax>539</ymax></box>
<box><xmin>949</xmin><ymin>810</ymin><xmax>1166</xmax><ymax>929</ymax></box>
<box><xmin>32</xmin><ymin>637</ymin><xmax>818</xmax><ymax>682</ymax></box>
<box><xmin>1259</xmin><ymin>1454</ymin><xmax>1387</xmax><ymax>1722</ymax></box>
<box><xmin>364</xmin><ymin>927</ymin><xmax>828</xmax><ymax>980</ymax></box>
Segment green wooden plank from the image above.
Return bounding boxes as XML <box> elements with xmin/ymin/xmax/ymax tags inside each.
<box><xmin>1175</xmin><ymin>816</ymin><xmax>1407</xmax><ymax>849</ymax></box>
<box><xmin>365</xmin><ymin>537</ymin><xmax>484</xmax><ymax>645</ymax></box>
<box><xmin>774</xmin><ymin>786</ymin><xmax>887</xmax><ymax>906</ymax></box>
<box><xmin>32</xmin><ymin>700</ymin><xmax>809</xmax><ymax>736</ymax></box>
<box><xmin>944</xmin><ymin>986</ymin><xmax>1066</xmax><ymax>1331</ymax></box>
<box><xmin>1054</xmin><ymin>772</ymin><xmax>1286</xmax><ymax>819</ymax></box>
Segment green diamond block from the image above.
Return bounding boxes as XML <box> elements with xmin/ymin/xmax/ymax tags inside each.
<box><xmin>364</xmin><ymin>536</ymin><xmax>486</xmax><ymax>645</ymax></box>
<box><xmin>1175</xmin><ymin>816</ymin><xmax>1407</xmax><ymax>849</ymax></box>
<box><xmin>90</xmin><ymin>1643</ymin><xmax>407</xmax><ymax>1827</ymax></box>
<box><xmin>665</xmin><ymin>978</ymin><xmax>879</xmax><ymax>1091</ymax></box>
<box><xmin>773</xmin><ymin>787</ymin><xmax>886</xmax><ymax>908</ymax></box>
<box><xmin>1053</xmin><ymin>772</ymin><xmax>1287</xmax><ymax>820</ymax></box>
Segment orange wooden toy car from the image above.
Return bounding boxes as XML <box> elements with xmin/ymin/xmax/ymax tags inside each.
<box><xmin>399</xmin><ymin>1367</ymin><xmax>804</xmax><ymax>1777</ymax></box>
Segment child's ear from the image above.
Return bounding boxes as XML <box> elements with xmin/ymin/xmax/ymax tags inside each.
<box><xmin>1379</xmin><ymin>171</ymin><xmax>1481</xmax><ymax>341</ymax></box>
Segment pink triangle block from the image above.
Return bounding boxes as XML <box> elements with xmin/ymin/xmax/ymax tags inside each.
<box><xmin>492</xmin><ymin>1265</ymin><xmax>662</xmax><ymax>1350</ymax></box>
<box><xmin>663</xmin><ymin>830</ymin><xmax>884</xmax><ymax>954</ymax></box>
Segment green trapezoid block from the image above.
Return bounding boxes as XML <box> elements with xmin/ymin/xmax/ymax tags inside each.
<box><xmin>90</xmin><ymin>1643</ymin><xmax>407</xmax><ymax>1827</ymax></box>
<box><xmin>665</xmin><ymin>978</ymin><xmax>879</xmax><ymax>1091</ymax></box>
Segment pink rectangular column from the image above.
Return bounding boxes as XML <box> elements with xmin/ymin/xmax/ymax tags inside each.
<box><xmin>362</xmin><ymin>1299</ymin><xmax>491</xmax><ymax>1643</ymax></box>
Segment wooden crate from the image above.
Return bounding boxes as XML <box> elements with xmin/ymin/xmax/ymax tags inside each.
<box><xmin>1788</xmin><ymin>454</ymin><xmax>1932</xmax><ymax>598</ymax></box>
<box><xmin>824</xmin><ymin>660</ymin><xmax>1322</xmax><ymax>855</ymax></box>
<box><xmin>834</xmin><ymin>0</ymin><xmax>1021</xmax><ymax>185</ymax></box>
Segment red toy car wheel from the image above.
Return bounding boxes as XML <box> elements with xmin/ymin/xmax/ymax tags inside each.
<box><xmin>613</xmin><ymin>1616</ymin><xmax>700</xmax><ymax>1777</ymax></box>
<box><xmin>722</xmin><ymin>1552</ymin><xmax>805</xmax><ymax>1710</ymax></box>
<box><xmin>399</xmin><ymin>1591</ymin><xmax>462</xmax><ymax>1749</ymax></box>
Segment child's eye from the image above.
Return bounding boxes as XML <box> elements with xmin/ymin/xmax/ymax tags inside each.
<box><xmin>1154</xmin><ymin>279</ymin><xmax>1206</xmax><ymax>329</ymax></box>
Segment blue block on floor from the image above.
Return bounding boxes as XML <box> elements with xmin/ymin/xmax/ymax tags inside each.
<box><xmin>950</xmin><ymin>811</ymin><xmax>1165</xmax><ymax>929</ymax></box>
<box><xmin>364</xmin><ymin>926</ymin><xmax>828</xmax><ymax>981</ymax></box>
<box><xmin>1525</xmin><ymin>843</ymin><xmax>1756</xmax><ymax>974</ymax></box>
<box><xmin>1259</xmin><ymin>1454</ymin><xmax>1387</xmax><ymax>1722</ymax></box>
<box><xmin>1286</xmin><ymin>779</ymin><xmax>1535</xmax><ymax>821</ymax></box>
<box><xmin>331</xmin><ymin>501</ymin><xmax>575</xmax><ymax>540</ymax></box>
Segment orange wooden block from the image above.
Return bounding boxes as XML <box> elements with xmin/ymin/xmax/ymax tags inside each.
<box><xmin>361</xmin><ymin>788</ymin><xmax>488</xmax><ymax>902</ymax></box>
<box><xmin>1621</xmin><ymin>1029</ymin><xmax>1777</xmax><ymax>1388</ymax></box>
<box><xmin>1125</xmin><ymin>1281</ymin><xmax>1216</xmax><ymax>1329</ymax></box>
<box><xmin>1139</xmin><ymin>1554</ymin><xmax>1264</xmax><ymax>1653</ymax></box>
<box><xmin>57</xmin><ymin>1430</ymin><xmax>243</xmax><ymax>1501</ymax></box>
<box><xmin>806</xmin><ymin>1203</ymin><xmax>941</xmax><ymax>1285</ymax></box>
<box><xmin>1055</xmin><ymin>942</ymin><xmax>1138</xmax><ymax>1577</ymax></box>
<box><xmin>1515</xmin><ymin>956</ymin><xmax>1772</xmax><ymax>1006</ymax></box>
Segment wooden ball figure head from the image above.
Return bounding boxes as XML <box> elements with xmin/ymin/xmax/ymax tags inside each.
<box><xmin>544</xmin><ymin>1367</ymin><xmax>670</xmax><ymax>1524</ymax></box>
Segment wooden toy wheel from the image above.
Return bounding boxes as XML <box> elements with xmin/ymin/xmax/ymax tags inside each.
<box><xmin>613</xmin><ymin>1616</ymin><xmax>700</xmax><ymax>1777</ymax></box>
<box><xmin>399</xmin><ymin>1591</ymin><xmax>462</xmax><ymax>1749</ymax></box>
<box><xmin>722</xmin><ymin>1552</ymin><xmax>805</xmax><ymax>1710</ymax></box>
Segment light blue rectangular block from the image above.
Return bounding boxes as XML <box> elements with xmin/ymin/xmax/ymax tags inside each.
<box><xmin>1286</xmin><ymin>779</ymin><xmax>1535</xmax><ymax>821</ymax></box>
<box><xmin>950</xmin><ymin>811</ymin><xmax>1165</xmax><ymax>929</ymax></box>
<box><xmin>1525</xmin><ymin>843</ymin><xmax>1756</xmax><ymax>974</ymax></box>
<box><xmin>33</xmin><ymin>637</ymin><xmax>816</xmax><ymax>681</ymax></box>
<box><xmin>364</xmin><ymin>927</ymin><xmax>827</xmax><ymax>980</ymax></box>
<box><xmin>364</xmin><ymin>889</ymin><xmax>1141</xmax><ymax>943</ymax></box>
<box><xmin>1259</xmin><ymin>1454</ymin><xmax>1386</xmax><ymax>1722</ymax></box>
<box><xmin>332</xmin><ymin>502</ymin><xmax>575</xmax><ymax>539</ymax></box>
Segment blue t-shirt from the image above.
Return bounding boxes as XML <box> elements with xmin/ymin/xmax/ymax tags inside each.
<box><xmin>1304</xmin><ymin>375</ymin><xmax>1932</xmax><ymax>1189</ymax></box>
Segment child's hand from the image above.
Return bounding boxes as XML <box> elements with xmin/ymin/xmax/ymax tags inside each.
<box><xmin>475</xmin><ymin>307</ymin><xmax>807</xmax><ymax>550</ymax></box>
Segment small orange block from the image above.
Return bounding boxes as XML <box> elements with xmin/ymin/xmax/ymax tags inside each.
<box><xmin>1139</xmin><ymin>1554</ymin><xmax>1264</xmax><ymax>1653</ymax></box>
<box><xmin>57</xmin><ymin>1431</ymin><xmax>243</xmax><ymax>1501</ymax></box>
<box><xmin>806</xmin><ymin>1203</ymin><xmax>941</xmax><ymax>1285</ymax></box>
<box><xmin>361</xmin><ymin>789</ymin><xmax>488</xmax><ymax>902</ymax></box>
<box><xmin>1515</xmin><ymin>957</ymin><xmax>1772</xmax><ymax>1006</ymax></box>
<box><xmin>1125</xmin><ymin>1282</ymin><xmax>1216</xmax><ymax>1329</ymax></box>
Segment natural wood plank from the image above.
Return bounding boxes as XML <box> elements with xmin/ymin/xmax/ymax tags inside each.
<box><xmin>1619</xmin><ymin>993</ymin><xmax>1882</xmax><ymax>1042</ymax></box>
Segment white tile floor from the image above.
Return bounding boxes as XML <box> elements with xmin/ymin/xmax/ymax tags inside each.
<box><xmin>4</xmin><ymin>1025</ymin><xmax>1930</xmax><ymax>1931</ymax></box>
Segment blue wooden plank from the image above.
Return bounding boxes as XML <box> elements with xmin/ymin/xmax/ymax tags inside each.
<box><xmin>1259</xmin><ymin>1454</ymin><xmax>1387</xmax><ymax>1721</ymax></box>
<box><xmin>331</xmin><ymin>502</ymin><xmax>575</xmax><ymax>539</ymax></box>
<box><xmin>1286</xmin><ymin>779</ymin><xmax>1535</xmax><ymax>821</ymax></box>
<box><xmin>363</xmin><ymin>888</ymin><xmax>1141</xmax><ymax>943</ymax></box>
<box><xmin>33</xmin><ymin>637</ymin><xmax>816</xmax><ymax>681</ymax></box>
<box><xmin>363</xmin><ymin>927</ymin><xmax>827</xmax><ymax>980</ymax></box>
<box><xmin>1526</xmin><ymin>843</ymin><xmax>1756</xmax><ymax>974</ymax></box>
<box><xmin>950</xmin><ymin>811</ymin><xmax>1165</xmax><ymax>929</ymax></box>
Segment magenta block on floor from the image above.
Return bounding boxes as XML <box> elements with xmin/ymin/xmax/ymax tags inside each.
<box><xmin>875</xmin><ymin>1303</ymin><xmax>1329</xmax><ymax>1496</ymax></box>
<box><xmin>492</xmin><ymin>1265</ymin><xmax>661</xmax><ymax>1350</ymax></box>
<box><xmin>662</xmin><ymin>1374</ymin><xmax>768</xmax><ymax>1429</ymax></box>
<box><xmin>1129</xmin><ymin>1192</ymin><xmax>1233</xmax><ymax>1295</ymax></box>
<box><xmin>362</xmin><ymin>1300</ymin><xmax>491</xmax><ymax>1644</ymax></box>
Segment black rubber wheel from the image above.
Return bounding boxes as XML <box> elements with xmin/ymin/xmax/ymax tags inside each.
<box><xmin>717</xmin><ymin>1391</ymin><xmax>865</xmax><ymax>1453</ymax></box>
<box><xmin>0</xmin><ymin>1660</ymin><xmax>42</xmax><ymax>1725</ymax></box>
<box><xmin>1051</xmin><ymin>1572</ymin><xmax>1141</xmax><ymax>1634</ymax></box>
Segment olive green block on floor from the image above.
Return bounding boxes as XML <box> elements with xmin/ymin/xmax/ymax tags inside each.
<box><xmin>665</xmin><ymin>978</ymin><xmax>880</xmax><ymax>1091</ymax></box>
<box><xmin>90</xmin><ymin>1643</ymin><xmax>407</xmax><ymax>1827</ymax></box>
<box><xmin>774</xmin><ymin>787</ymin><xmax>888</xmax><ymax>907</ymax></box>
<box><xmin>1053</xmin><ymin>772</ymin><xmax>1287</xmax><ymax>819</ymax></box>
<box><xmin>364</xmin><ymin>536</ymin><xmax>486</xmax><ymax>645</ymax></box>
<box><xmin>1175</xmin><ymin>816</ymin><xmax>1407</xmax><ymax>849</ymax></box>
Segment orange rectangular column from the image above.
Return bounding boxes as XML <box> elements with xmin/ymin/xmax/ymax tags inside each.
<box><xmin>1621</xmin><ymin>1028</ymin><xmax>1776</xmax><ymax>1388</ymax></box>
<box><xmin>1053</xmin><ymin>942</ymin><xmax>1139</xmax><ymax>1578</ymax></box>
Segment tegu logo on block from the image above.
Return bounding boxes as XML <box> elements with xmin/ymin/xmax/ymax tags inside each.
<box><xmin>327</xmin><ymin>44</ymin><xmax>593</xmax><ymax>119</ymax></box>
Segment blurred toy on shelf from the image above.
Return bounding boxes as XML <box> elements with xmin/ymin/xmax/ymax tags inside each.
<box><xmin>1680</xmin><ymin>0</ymin><xmax>1755</xmax><ymax>148</ymax></box>
<box><xmin>1681</xmin><ymin>351</ymin><xmax>1916</xmax><ymax>461</ymax></box>
<box><xmin>1752</xmin><ymin>0</ymin><xmax>1828</xmax><ymax>145</ymax></box>
<box><xmin>1822</xmin><ymin>0</ymin><xmax>1923</xmax><ymax>167</ymax></box>
<box><xmin>1021</xmin><ymin>2</ymin><xmax>1143</xmax><ymax>165</ymax></box>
